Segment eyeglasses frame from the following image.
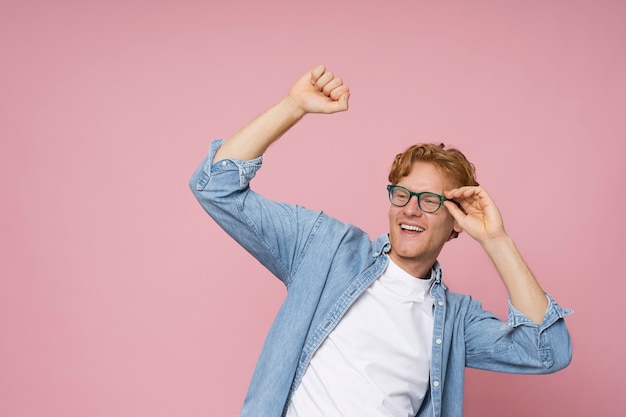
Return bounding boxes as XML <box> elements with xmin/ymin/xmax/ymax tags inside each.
<box><xmin>387</xmin><ymin>184</ymin><xmax>461</xmax><ymax>213</ymax></box>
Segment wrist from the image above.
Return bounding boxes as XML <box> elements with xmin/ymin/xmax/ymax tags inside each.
<box><xmin>480</xmin><ymin>233</ymin><xmax>513</xmax><ymax>254</ymax></box>
<box><xmin>281</xmin><ymin>95</ymin><xmax>307</xmax><ymax>120</ymax></box>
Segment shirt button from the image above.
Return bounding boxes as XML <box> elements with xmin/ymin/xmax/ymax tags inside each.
<box><xmin>433</xmin><ymin>381</ymin><xmax>440</xmax><ymax>387</ymax></box>
<box><xmin>222</xmin><ymin>161</ymin><xmax>227</xmax><ymax>166</ymax></box>
<box><xmin>438</xmin><ymin>301</ymin><xmax>444</xmax><ymax>306</ymax></box>
<box><xmin>435</xmin><ymin>338</ymin><xmax>442</xmax><ymax>345</ymax></box>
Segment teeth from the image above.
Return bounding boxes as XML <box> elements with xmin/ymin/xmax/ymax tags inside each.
<box><xmin>401</xmin><ymin>224</ymin><xmax>424</xmax><ymax>232</ymax></box>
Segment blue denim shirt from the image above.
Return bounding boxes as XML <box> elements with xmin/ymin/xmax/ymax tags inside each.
<box><xmin>190</xmin><ymin>140</ymin><xmax>573</xmax><ymax>417</ymax></box>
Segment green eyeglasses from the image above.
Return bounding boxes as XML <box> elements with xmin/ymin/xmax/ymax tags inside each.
<box><xmin>387</xmin><ymin>185</ymin><xmax>457</xmax><ymax>213</ymax></box>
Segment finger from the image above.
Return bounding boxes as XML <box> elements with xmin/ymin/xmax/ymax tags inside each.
<box><xmin>322</xmin><ymin>77</ymin><xmax>343</xmax><ymax>96</ymax></box>
<box><xmin>460</xmin><ymin>187</ymin><xmax>495</xmax><ymax>208</ymax></box>
<box><xmin>329</xmin><ymin>85</ymin><xmax>349</xmax><ymax>101</ymax></box>
<box><xmin>309</xmin><ymin>64</ymin><xmax>326</xmax><ymax>85</ymax></box>
<box><xmin>445</xmin><ymin>187</ymin><xmax>486</xmax><ymax>205</ymax></box>
<box><xmin>443</xmin><ymin>200</ymin><xmax>466</xmax><ymax>224</ymax></box>
<box><xmin>341</xmin><ymin>92</ymin><xmax>350</xmax><ymax>109</ymax></box>
<box><xmin>322</xmin><ymin>92</ymin><xmax>350</xmax><ymax>113</ymax></box>
<box><xmin>445</xmin><ymin>186</ymin><xmax>477</xmax><ymax>197</ymax></box>
<box><xmin>444</xmin><ymin>190</ymin><xmax>477</xmax><ymax>214</ymax></box>
<box><xmin>314</xmin><ymin>71</ymin><xmax>334</xmax><ymax>91</ymax></box>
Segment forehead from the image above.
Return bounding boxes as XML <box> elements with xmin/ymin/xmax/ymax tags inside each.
<box><xmin>395</xmin><ymin>161</ymin><xmax>455</xmax><ymax>192</ymax></box>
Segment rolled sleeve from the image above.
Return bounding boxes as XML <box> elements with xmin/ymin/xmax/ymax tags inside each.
<box><xmin>464</xmin><ymin>293</ymin><xmax>573</xmax><ymax>373</ymax></box>
<box><xmin>192</xmin><ymin>139</ymin><xmax>263</xmax><ymax>192</ymax></box>
<box><xmin>190</xmin><ymin>139</ymin><xmax>326</xmax><ymax>285</ymax></box>
<box><xmin>507</xmin><ymin>293</ymin><xmax>573</xmax><ymax>331</ymax></box>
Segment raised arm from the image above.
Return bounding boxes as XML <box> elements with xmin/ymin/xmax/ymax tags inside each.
<box><xmin>213</xmin><ymin>64</ymin><xmax>350</xmax><ymax>162</ymax></box>
<box><xmin>443</xmin><ymin>187</ymin><xmax>549</xmax><ymax>324</ymax></box>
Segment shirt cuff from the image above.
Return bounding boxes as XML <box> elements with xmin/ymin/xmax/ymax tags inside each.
<box><xmin>507</xmin><ymin>293</ymin><xmax>573</xmax><ymax>331</ymax></box>
<box><xmin>196</xmin><ymin>139</ymin><xmax>263</xmax><ymax>191</ymax></box>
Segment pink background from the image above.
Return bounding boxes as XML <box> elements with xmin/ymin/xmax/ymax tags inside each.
<box><xmin>1</xmin><ymin>1</ymin><xmax>624</xmax><ymax>416</ymax></box>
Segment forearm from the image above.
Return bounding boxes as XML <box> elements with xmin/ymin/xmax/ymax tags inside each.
<box><xmin>482</xmin><ymin>235</ymin><xmax>548</xmax><ymax>324</ymax></box>
<box><xmin>213</xmin><ymin>65</ymin><xmax>349</xmax><ymax>163</ymax></box>
<box><xmin>214</xmin><ymin>96</ymin><xmax>305</xmax><ymax>162</ymax></box>
<box><xmin>444</xmin><ymin>186</ymin><xmax>549</xmax><ymax>324</ymax></box>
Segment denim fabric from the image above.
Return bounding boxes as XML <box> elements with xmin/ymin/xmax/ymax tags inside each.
<box><xmin>190</xmin><ymin>139</ymin><xmax>573</xmax><ymax>417</ymax></box>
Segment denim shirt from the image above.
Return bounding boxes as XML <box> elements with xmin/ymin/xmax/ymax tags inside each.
<box><xmin>190</xmin><ymin>140</ymin><xmax>573</xmax><ymax>417</ymax></box>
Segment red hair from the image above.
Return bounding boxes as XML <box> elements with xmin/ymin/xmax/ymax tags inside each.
<box><xmin>388</xmin><ymin>143</ymin><xmax>479</xmax><ymax>188</ymax></box>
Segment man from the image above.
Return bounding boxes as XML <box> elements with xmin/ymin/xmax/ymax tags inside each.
<box><xmin>190</xmin><ymin>65</ymin><xmax>572</xmax><ymax>417</ymax></box>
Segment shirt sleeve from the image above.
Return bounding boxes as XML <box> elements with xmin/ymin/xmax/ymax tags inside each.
<box><xmin>189</xmin><ymin>139</ymin><xmax>326</xmax><ymax>285</ymax></box>
<box><xmin>463</xmin><ymin>293</ymin><xmax>573</xmax><ymax>373</ymax></box>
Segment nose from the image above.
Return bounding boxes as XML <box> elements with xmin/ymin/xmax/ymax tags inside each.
<box><xmin>403</xmin><ymin>195</ymin><xmax>423</xmax><ymax>216</ymax></box>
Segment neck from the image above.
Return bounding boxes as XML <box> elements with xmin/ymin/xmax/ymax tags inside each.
<box><xmin>388</xmin><ymin>253</ymin><xmax>434</xmax><ymax>280</ymax></box>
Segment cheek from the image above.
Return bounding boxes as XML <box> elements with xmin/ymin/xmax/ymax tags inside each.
<box><xmin>433</xmin><ymin>213</ymin><xmax>456</xmax><ymax>233</ymax></box>
<box><xmin>388</xmin><ymin>206</ymin><xmax>397</xmax><ymax>223</ymax></box>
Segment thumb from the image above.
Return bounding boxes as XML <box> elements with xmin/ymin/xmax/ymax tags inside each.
<box><xmin>324</xmin><ymin>93</ymin><xmax>350</xmax><ymax>113</ymax></box>
<box><xmin>444</xmin><ymin>200</ymin><xmax>465</xmax><ymax>223</ymax></box>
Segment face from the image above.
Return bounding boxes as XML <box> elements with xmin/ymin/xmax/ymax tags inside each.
<box><xmin>387</xmin><ymin>161</ymin><xmax>462</xmax><ymax>278</ymax></box>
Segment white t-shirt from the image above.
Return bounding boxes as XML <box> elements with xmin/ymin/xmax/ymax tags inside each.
<box><xmin>286</xmin><ymin>258</ymin><xmax>435</xmax><ymax>417</ymax></box>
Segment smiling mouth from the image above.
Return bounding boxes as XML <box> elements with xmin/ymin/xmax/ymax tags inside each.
<box><xmin>400</xmin><ymin>224</ymin><xmax>424</xmax><ymax>232</ymax></box>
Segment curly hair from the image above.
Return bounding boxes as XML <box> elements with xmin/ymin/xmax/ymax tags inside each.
<box><xmin>388</xmin><ymin>143</ymin><xmax>479</xmax><ymax>188</ymax></box>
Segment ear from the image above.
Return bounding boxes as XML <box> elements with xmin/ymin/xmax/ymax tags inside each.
<box><xmin>448</xmin><ymin>222</ymin><xmax>463</xmax><ymax>241</ymax></box>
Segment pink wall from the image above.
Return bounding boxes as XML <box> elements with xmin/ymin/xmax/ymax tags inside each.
<box><xmin>1</xmin><ymin>1</ymin><xmax>624</xmax><ymax>416</ymax></box>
